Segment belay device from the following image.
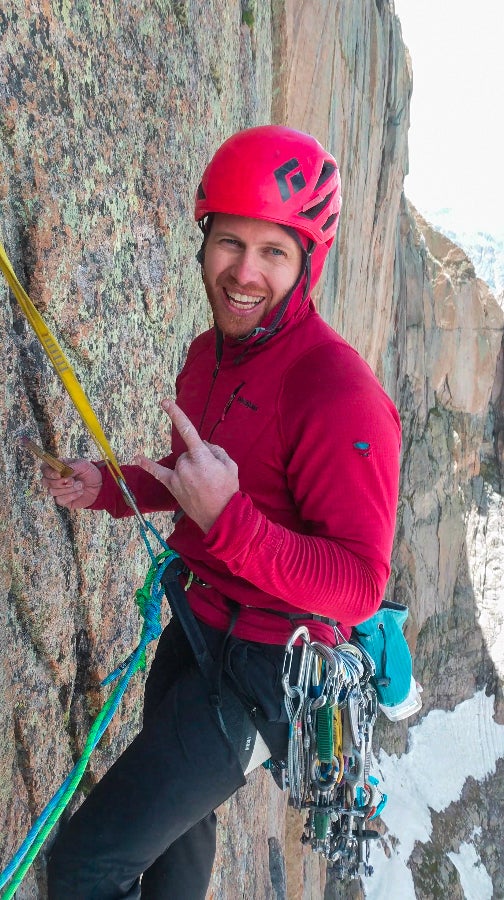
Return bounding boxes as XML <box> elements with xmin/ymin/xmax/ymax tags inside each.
<box><xmin>278</xmin><ymin>617</ymin><xmax>421</xmax><ymax>880</ymax></box>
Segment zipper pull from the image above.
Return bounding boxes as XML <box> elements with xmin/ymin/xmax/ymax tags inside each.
<box><xmin>220</xmin><ymin>382</ymin><xmax>245</xmax><ymax>422</ymax></box>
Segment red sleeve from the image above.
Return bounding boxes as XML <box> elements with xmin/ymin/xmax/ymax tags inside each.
<box><xmin>203</xmin><ymin>347</ymin><xmax>401</xmax><ymax>627</ymax></box>
<box><xmin>89</xmin><ymin>455</ymin><xmax>177</xmax><ymax>517</ymax></box>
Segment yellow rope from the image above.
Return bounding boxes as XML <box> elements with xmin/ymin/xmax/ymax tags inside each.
<box><xmin>0</xmin><ymin>239</ymin><xmax>124</xmax><ymax>485</ymax></box>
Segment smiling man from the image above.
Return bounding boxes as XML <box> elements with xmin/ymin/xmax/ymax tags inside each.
<box><xmin>43</xmin><ymin>126</ymin><xmax>401</xmax><ymax>899</ymax></box>
<box><xmin>202</xmin><ymin>214</ymin><xmax>303</xmax><ymax>338</ymax></box>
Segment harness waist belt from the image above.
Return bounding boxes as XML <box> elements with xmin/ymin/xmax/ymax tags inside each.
<box><xmin>161</xmin><ymin>560</ymin><xmax>215</xmax><ymax>681</ymax></box>
<box><xmin>178</xmin><ymin>565</ymin><xmax>338</xmax><ymax>628</ymax></box>
<box><xmin>256</xmin><ymin>607</ymin><xmax>338</xmax><ymax>628</ymax></box>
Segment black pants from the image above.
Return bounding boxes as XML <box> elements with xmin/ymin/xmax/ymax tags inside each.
<box><xmin>47</xmin><ymin>617</ymin><xmax>292</xmax><ymax>899</ymax></box>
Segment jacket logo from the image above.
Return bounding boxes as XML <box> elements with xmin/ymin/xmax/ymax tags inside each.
<box><xmin>237</xmin><ymin>395</ymin><xmax>258</xmax><ymax>411</ymax></box>
<box><xmin>353</xmin><ymin>441</ymin><xmax>371</xmax><ymax>457</ymax></box>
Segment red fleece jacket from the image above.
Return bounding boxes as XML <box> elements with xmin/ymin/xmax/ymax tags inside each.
<box><xmin>91</xmin><ymin>299</ymin><xmax>401</xmax><ymax>646</ymax></box>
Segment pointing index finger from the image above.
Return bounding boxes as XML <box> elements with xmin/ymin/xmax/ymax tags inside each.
<box><xmin>162</xmin><ymin>399</ymin><xmax>204</xmax><ymax>452</ymax></box>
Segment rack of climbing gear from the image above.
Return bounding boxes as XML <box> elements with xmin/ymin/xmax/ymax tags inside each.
<box><xmin>281</xmin><ymin>626</ymin><xmax>388</xmax><ymax>880</ymax></box>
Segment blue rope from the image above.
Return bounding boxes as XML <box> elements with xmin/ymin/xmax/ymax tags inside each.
<box><xmin>0</xmin><ymin>521</ymin><xmax>180</xmax><ymax>899</ymax></box>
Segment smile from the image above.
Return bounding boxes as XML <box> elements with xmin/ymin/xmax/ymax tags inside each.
<box><xmin>224</xmin><ymin>289</ymin><xmax>265</xmax><ymax>310</ymax></box>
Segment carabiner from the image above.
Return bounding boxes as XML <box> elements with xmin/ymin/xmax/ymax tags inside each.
<box><xmin>282</xmin><ymin>626</ymin><xmax>310</xmax><ymax>698</ymax></box>
<box><xmin>117</xmin><ymin>476</ymin><xmax>148</xmax><ymax>530</ymax></box>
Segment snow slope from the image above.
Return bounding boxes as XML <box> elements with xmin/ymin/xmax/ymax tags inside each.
<box><xmin>365</xmin><ymin>691</ymin><xmax>504</xmax><ymax>899</ymax></box>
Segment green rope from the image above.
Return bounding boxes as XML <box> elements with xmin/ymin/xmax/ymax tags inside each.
<box><xmin>0</xmin><ymin>529</ymin><xmax>179</xmax><ymax>899</ymax></box>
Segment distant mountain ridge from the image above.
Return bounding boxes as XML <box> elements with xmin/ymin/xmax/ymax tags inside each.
<box><xmin>421</xmin><ymin>207</ymin><xmax>504</xmax><ymax>297</ymax></box>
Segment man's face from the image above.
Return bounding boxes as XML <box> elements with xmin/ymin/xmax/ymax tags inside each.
<box><xmin>202</xmin><ymin>214</ymin><xmax>303</xmax><ymax>340</ymax></box>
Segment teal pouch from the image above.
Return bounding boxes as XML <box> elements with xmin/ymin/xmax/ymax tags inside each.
<box><xmin>352</xmin><ymin>600</ymin><xmax>412</xmax><ymax>707</ymax></box>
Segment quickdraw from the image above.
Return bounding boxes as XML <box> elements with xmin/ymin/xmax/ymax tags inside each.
<box><xmin>281</xmin><ymin>628</ymin><xmax>388</xmax><ymax>880</ymax></box>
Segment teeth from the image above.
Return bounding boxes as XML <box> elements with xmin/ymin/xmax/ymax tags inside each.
<box><xmin>226</xmin><ymin>290</ymin><xmax>264</xmax><ymax>307</ymax></box>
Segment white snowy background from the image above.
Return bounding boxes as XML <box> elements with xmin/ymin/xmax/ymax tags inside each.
<box><xmin>365</xmin><ymin>692</ymin><xmax>504</xmax><ymax>899</ymax></box>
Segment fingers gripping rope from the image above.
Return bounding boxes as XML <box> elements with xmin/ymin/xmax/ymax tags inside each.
<box><xmin>0</xmin><ymin>524</ymin><xmax>179</xmax><ymax>900</ymax></box>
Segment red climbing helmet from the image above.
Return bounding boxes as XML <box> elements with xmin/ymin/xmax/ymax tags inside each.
<box><xmin>194</xmin><ymin>125</ymin><xmax>342</xmax><ymax>246</ymax></box>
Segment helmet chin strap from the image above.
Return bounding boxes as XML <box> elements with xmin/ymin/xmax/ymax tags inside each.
<box><xmin>249</xmin><ymin>231</ymin><xmax>314</xmax><ymax>343</ymax></box>
<box><xmin>196</xmin><ymin>214</ymin><xmax>213</xmax><ymax>265</ymax></box>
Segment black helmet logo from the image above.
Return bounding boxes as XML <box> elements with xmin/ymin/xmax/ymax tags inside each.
<box><xmin>274</xmin><ymin>159</ymin><xmax>307</xmax><ymax>202</ymax></box>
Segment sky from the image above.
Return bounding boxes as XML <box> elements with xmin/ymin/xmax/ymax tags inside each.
<box><xmin>393</xmin><ymin>0</ymin><xmax>504</xmax><ymax>234</ymax></box>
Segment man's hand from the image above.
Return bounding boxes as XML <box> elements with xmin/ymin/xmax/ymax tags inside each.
<box><xmin>133</xmin><ymin>399</ymin><xmax>239</xmax><ymax>533</ymax></box>
<box><xmin>42</xmin><ymin>460</ymin><xmax>103</xmax><ymax>510</ymax></box>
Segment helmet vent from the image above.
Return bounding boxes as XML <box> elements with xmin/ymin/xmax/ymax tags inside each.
<box><xmin>274</xmin><ymin>159</ymin><xmax>306</xmax><ymax>202</ymax></box>
<box><xmin>314</xmin><ymin>160</ymin><xmax>337</xmax><ymax>192</ymax></box>
<box><xmin>299</xmin><ymin>191</ymin><xmax>333</xmax><ymax>221</ymax></box>
<box><xmin>321</xmin><ymin>212</ymin><xmax>339</xmax><ymax>232</ymax></box>
<box><xmin>197</xmin><ymin>182</ymin><xmax>206</xmax><ymax>200</ymax></box>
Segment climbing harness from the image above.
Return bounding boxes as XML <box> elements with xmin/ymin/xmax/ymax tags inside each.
<box><xmin>279</xmin><ymin>626</ymin><xmax>390</xmax><ymax>880</ymax></box>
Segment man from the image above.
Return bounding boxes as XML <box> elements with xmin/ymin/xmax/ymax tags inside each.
<box><xmin>44</xmin><ymin>126</ymin><xmax>401</xmax><ymax>899</ymax></box>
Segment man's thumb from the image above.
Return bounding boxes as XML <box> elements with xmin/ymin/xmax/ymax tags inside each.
<box><xmin>133</xmin><ymin>454</ymin><xmax>173</xmax><ymax>484</ymax></box>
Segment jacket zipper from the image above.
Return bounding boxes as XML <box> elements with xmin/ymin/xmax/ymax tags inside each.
<box><xmin>208</xmin><ymin>381</ymin><xmax>245</xmax><ymax>441</ymax></box>
<box><xmin>197</xmin><ymin>359</ymin><xmax>221</xmax><ymax>437</ymax></box>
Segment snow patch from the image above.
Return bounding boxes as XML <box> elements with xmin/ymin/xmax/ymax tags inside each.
<box><xmin>447</xmin><ymin>839</ymin><xmax>493</xmax><ymax>900</ymax></box>
<box><xmin>419</xmin><ymin>207</ymin><xmax>504</xmax><ymax>295</ymax></box>
<box><xmin>364</xmin><ymin>691</ymin><xmax>504</xmax><ymax>898</ymax></box>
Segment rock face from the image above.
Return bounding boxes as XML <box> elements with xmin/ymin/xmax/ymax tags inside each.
<box><xmin>1</xmin><ymin>2</ymin><xmax>503</xmax><ymax>899</ymax></box>
<box><xmin>417</xmin><ymin>208</ymin><xmax>504</xmax><ymax>297</ymax></box>
<box><xmin>378</xmin><ymin>204</ymin><xmax>504</xmax><ymax>898</ymax></box>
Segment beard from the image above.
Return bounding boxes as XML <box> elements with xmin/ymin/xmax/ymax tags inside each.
<box><xmin>202</xmin><ymin>270</ymin><xmax>272</xmax><ymax>340</ymax></box>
